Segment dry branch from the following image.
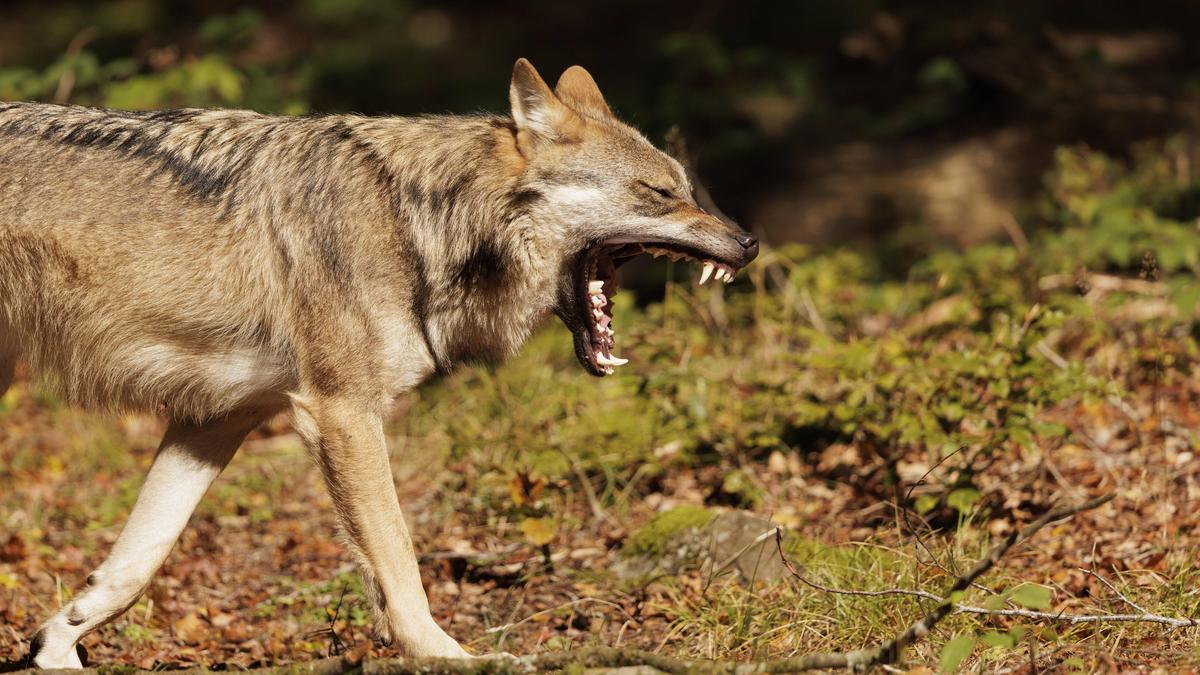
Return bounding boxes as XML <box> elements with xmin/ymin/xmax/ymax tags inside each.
<box><xmin>776</xmin><ymin>494</ymin><xmax>1196</xmax><ymax>630</ymax></box>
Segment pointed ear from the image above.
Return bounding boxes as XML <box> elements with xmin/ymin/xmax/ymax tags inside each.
<box><xmin>555</xmin><ymin>65</ymin><xmax>613</xmax><ymax>119</ymax></box>
<box><xmin>510</xmin><ymin>58</ymin><xmax>580</xmax><ymax>148</ymax></box>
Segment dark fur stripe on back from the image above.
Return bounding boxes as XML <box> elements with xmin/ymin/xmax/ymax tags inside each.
<box><xmin>0</xmin><ymin>104</ymin><xmax>239</xmax><ymax>202</ymax></box>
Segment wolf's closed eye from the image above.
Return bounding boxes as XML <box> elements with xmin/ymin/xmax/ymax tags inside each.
<box><xmin>639</xmin><ymin>181</ymin><xmax>678</xmax><ymax>201</ymax></box>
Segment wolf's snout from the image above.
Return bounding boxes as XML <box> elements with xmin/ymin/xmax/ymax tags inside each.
<box><xmin>734</xmin><ymin>232</ymin><xmax>759</xmax><ymax>262</ymax></box>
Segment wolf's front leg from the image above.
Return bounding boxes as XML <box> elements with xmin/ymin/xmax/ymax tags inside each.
<box><xmin>30</xmin><ymin>412</ymin><xmax>260</xmax><ymax>669</ymax></box>
<box><xmin>290</xmin><ymin>395</ymin><xmax>469</xmax><ymax>658</ymax></box>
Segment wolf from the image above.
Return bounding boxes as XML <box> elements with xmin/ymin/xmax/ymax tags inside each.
<box><xmin>0</xmin><ymin>58</ymin><xmax>758</xmax><ymax>666</ymax></box>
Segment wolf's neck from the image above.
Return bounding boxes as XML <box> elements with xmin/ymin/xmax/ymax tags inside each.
<box><xmin>353</xmin><ymin>114</ymin><xmax>559</xmax><ymax>369</ymax></box>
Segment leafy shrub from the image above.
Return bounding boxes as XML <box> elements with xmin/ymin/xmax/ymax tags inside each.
<box><xmin>407</xmin><ymin>141</ymin><xmax>1196</xmax><ymax>522</ymax></box>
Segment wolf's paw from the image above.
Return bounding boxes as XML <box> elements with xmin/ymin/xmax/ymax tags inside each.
<box><xmin>27</xmin><ymin>629</ymin><xmax>87</xmax><ymax>670</ymax></box>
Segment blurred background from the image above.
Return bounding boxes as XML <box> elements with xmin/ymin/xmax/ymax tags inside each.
<box><xmin>5</xmin><ymin>0</ymin><xmax>1200</xmax><ymax>257</ymax></box>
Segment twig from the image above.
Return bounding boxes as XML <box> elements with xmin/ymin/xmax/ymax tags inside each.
<box><xmin>664</xmin><ymin>127</ymin><xmax>739</xmax><ymax>229</ymax></box>
<box><xmin>53</xmin><ymin>27</ymin><xmax>98</xmax><ymax>104</ymax></box>
<box><xmin>483</xmin><ymin>597</ymin><xmax>629</xmax><ymax>635</ymax></box>
<box><xmin>418</xmin><ymin>544</ymin><xmax>522</xmax><ymax>564</ymax></box>
<box><xmin>898</xmin><ymin>447</ymin><xmax>981</xmax><ymax>584</ymax></box>
<box><xmin>1035</xmin><ymin>340</ymin><xmax>1070</xmax><ymax>370</ymax></box>
<box><xmin>710</xmin><ymin>526</ymin><xmax>784</xmax><ymax>579</ymax></box>
<box><xmin>1000</xmin><ymin>212</ymin><xmax>1029</xmax><ymax>252</ymax></box>
<box><xmin>798</xmin><ymin>287</ymin><xmax>829</xmax><ymax>335</ymax></box>
<box><xmin>1081</xmin><ymin>567</ymin><xmax>1150</xmax><ymax>615</ymax></box>
<box><xmin>555</xmin><ymin>448</ymin><xmax>608</xmax><ymax>524</ymax></box>
<box><xmin>1038</xmin><ymin>273</ymin><xmax>1167</xmax><ymax>296</ymax></box>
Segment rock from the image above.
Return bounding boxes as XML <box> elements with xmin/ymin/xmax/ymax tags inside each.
<box><xmin>615</xmin><ymin>508</ymin><xmax>790</xmax><ymax>584</ymax></box>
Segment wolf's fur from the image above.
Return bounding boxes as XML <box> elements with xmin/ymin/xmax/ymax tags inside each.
<box><xmin>1</xmin><ymin>60</ymin><xmax>755</xmax><ymax>666</ymax></box>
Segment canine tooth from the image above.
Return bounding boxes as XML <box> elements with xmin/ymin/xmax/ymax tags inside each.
<box><xmin>596</xmin><ymin>352</ymin><xmax>629</xmax><ymax>367</ymax></box>
<box><xmin>589</xmin><ymin>280</ymin><xmax>604</xmax><ymax>294</ymax></box>
<box><xmin>699</xmin><ymin>262</ymin><xmax>714</xmax><ymax>285</ymax></box>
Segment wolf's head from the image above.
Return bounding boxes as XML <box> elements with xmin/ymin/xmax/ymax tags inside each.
<box><xmin>506</xmin><ymin>59</ymin><xmax>758</xmax><ymax>377</ymax></box>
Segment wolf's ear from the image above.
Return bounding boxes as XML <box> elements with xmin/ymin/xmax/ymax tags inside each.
<box><xmin>555</xmin><ymin>66</ymin><xmax>613</xmax><ymax>119</ymax></box>
<box><xmin>510</xmin><ymin>58</ymin><xmax>580</xmax><ymax>150</ymax></box>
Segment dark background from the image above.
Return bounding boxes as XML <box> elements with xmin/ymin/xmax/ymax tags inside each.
<box><xmin>3</xmin><ymin>1</ymin><xmax>1199</xmax><ymax>253</ymax></box>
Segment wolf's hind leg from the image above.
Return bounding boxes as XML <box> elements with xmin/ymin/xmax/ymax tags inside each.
<box><xmin>30</xmin><ymin>410</ymin><xmax>262</xmax><ymax>669</ymax></box>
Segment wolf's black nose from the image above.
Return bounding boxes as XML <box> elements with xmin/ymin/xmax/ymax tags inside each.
<box><xmin>734</xmin><ymin>232</ymin><xmax>759</xmax><ymax>261</ymax></box>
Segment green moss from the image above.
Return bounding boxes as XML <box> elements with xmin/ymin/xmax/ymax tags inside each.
<box><xmin>623</xmin><ymin>505</ymin><xmax>715</xmax><ymax>558</ymax></box>
<box><xmin>783</xmin><ymin>533</ymin><xmax>901</xmax><ymax>576</ymax></box>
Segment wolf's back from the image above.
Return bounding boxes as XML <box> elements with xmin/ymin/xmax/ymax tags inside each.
<box><xmin>0</xmin><ymin>102</ymin><xmax>323</xmax><ymax>415</ymax></box>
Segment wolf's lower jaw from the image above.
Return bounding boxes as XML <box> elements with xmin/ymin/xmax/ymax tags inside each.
<box><xmin>582</xmin><ymin>244</ymin><xmax>739</xmax><ymax>376</ymax></box>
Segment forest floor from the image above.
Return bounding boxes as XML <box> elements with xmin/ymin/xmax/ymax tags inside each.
<box><xmin>1</xmin><ymin>352</ymin><xmax>1197</xmax><ymax>673</ymax></box>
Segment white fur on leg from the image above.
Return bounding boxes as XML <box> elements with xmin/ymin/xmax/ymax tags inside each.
<box><xmin>31</xmin><ymin>413</ymin><xmax>260</xmax><ymax>669</ymax></box>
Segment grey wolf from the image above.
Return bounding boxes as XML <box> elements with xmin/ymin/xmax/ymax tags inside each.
<box><xmin>0</xmin><ymin>58</ymin><xmax>758</xmax><ymax>666</ymax></box>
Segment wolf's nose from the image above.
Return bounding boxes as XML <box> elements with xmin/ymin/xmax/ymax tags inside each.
<box><xmin>734</xmin><ymin>232</ymin><xmax>759</xmax><ymax>260</ymax></box>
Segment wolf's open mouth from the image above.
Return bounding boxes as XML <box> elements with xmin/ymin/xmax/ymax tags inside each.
<box><xmin>573</xmin><ymin>241</ymin><xmax>741</xmax><ymax>376</ymax></box>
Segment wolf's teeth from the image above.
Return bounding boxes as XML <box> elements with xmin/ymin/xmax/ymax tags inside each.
<box><xmin>596</xmin><ymin>353</ymin><xmax>629</xmax><ymax>367</ymax></box>
<box><xmin>592</xmin><ymin>308</ymin><xmax>604</xmax><ymax>320</ymax></box>
<box><xmin>604</xmin><ymin>367</ymin><xmax>614</xmax><ymax>375</ymax></box>
<box><xmin>588</xmin><ymin>280</ymin><xmax>604</xmax><ymax>294</ymax></box>
<box><xmin>591</xmin><ymin>294</ymin><xmax>606</xmax><ymax>308</ymax></box>
<box><xmin>699</xmin><ymin>262</ymin><xmax>714</xmax><ymax>285</ymax></box>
